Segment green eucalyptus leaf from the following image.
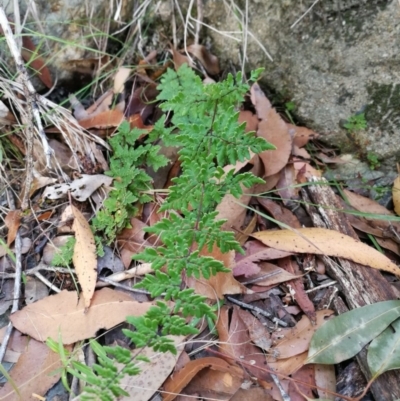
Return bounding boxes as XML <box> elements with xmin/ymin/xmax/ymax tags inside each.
<box><xmin>307</xmin><ymin>300</ymin><xmax>400</xmax><ymax>364</ymax></box>
<box><xmin>367</xmin><ymin>317</ymin><xmax>400</xmax><ymax>378</ymax></box>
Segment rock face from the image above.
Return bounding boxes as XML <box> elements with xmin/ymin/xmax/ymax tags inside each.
<box><xmin>203</xmin><ymin>0</ymin><xmax>399</xmax><ymax>167</ymax></box>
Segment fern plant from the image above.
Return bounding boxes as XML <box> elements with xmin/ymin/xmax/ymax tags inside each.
<box><xmin>50</xmin><ymin>65</ymin><xmax>274</xmax><ymax>400</ymax></box>
<box><xmin>91</xmin><ymin>121</ymin><xmax>169</xmax><ymax>244</ymax></box>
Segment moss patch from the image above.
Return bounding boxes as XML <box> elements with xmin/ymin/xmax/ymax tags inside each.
<box><xmin>365</xmin><ymin>82</ymin><xmax>400</xmax><ymax>132</ymax></box>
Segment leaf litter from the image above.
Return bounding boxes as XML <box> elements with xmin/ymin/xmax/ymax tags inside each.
<box><xmin>1</xmin><ymin>32</ymin><xmax>400</xmax><ymax>401</ymax></box>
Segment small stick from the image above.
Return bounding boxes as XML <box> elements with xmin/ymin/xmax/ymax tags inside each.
<box><xmin>226</xmin><ymin>296</ymin><xmax>288</xmax><ymax>327</ymax></box>
<box><xmin>0</xmin><ymin>231</ymin><xmax>22</xmax><ymax>363</ymax></box>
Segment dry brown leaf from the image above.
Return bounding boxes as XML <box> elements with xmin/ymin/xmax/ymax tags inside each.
<box><xmin>234</xmin><ymin>240</ymin><xmax>292</xmax><ymax>277</ymax></box>
<box><xmin>10</xmin><ymin>288</ymin><xmax>153</xmax><ymax>344</ymax></box>
<box><xmin>375</xmin><ymin>237</ymin><xmax>400</xmax><ymax>256</ymax></box>
<box><xmin>249</xmin><ymin>262</ymin><xmax>300</xmax><ymax>287</ymax></box>
<box><xmin>237</xmin><ymin>309</ymin><xmax>272</xmax><ymax>351</ymax></box>
<box><xmin>252</xmin><ymin>228</ymin><xmax>400</xmax><ymax>277</ymax></box>
<box><xmin>393</xmin><ymin>175</ymin><xmax>400</xmax><ymax>216</ymax></box>
<box><xmin>188</xmin><ymin>245</ymin><xmax>247</xmax><ymax>300</ymax></box>
<box><xmin>183</xmin><ymin>367</ymin><xmax>243</xmax><ymax>400</ymax></box>
<box><xmin>315</xmin><ymin>364</ymin><xmax>336</xmax><ymax>400</ymax></box>
<box><xmin>250</xmin><ymin>83</ymin><xmax>272</xmax><ymax>119</ymax></box>
<box><xmin>0</xmin><ymin>338</ymin><xmax>70</xmax><ymax>401</ymax></box>
<box><xmin>216</xmin><ymin>306</ymin><xmax>271</xmax><ymax>382</ymax></box>
<box><xmin>162</xmin><ymin>357</ymin><xmax>244</xmax><ymax>401</ymax></box>
<box><xmin>216</xmin><ymin>154</ymin><xmax>261</xmax><ymax>232</ymax></box>
<box><xmin>170</xmin><ymin>48</ymin><xmax>191</xmax><ymax>71</ymax></box>
<box><xmin>289</xmin><ymin>364</ymin><xmax>316</xmax><ymax>401</ymax></box>
<box><xmin>186</xmin><ymin>44</ymin><xmax>220</xmax><ymax>75</ymax></box>
<box><xmin>236</xmin><ymin>214</ymin><xmax>257</xmax><ymax>246</ymax></box>
<box><xmin>21</xmin><ymin>36</ymin><xmax>53</xmax><ymax>89</ymax></box>
<box><xmin>117</xmin><ymin>218</ymin><xmax>157</xmax><ymax>268</ymax></box>
<box><xmin>287</xmin><ymin>124</ymin><xmax>319</xmax><ymax>148</ymax></box>
<box><xmin>238</xmin><ymin>110</ymin><xmax>258</xmax><ymax>133</ymax></box>
<box><xmin>5</xmin><ymin>209</ymin><xmax>21</xmax><ymax>246</ymax></box>
<box><xmin>270</xmin><ymin>310</ymin><xmax>334</xmax><ymax>360</ymax></box>
<box><xmin>275</xmin><ymin>164</ymin><xmax>299</xmax><ymax>204</ymax></box>
<box><xmin>268</xmin><ymin>351</ymin><xmax>308</xmax><ymax>376</ymax></box>
<box><xmin>118</xmin><ymin>336</ymin><xmax>185</xmax><ymax>401</ymax></box>
<box><xmin>343</xmin><ymin>189</ymin><xmax>400</xmax><ymax>232</ymax></box>
<box><xmin>78</xmin><ymin>109</ymin><xmax>124</xmax><ymax>129</ymax></box>
<box><xmin>257</xmin><ymin>197</ymin><xmax>301</xmax><ymax>228</ymax></box>
<box><xmin>253</xmin><ymin>171</ymin><xmax>281</xmax><ymax>194</ymax></box>
<box><xmin>71</xmin><ymin>205</ymin><xmax>97</xmax><ymax>309</ymax></box>
<box><xmin>230</xmin><ymin>386</ymin><xmax>273</xmax><ymax>401</ymax></box>
<box><xmin>257</xmin><ymin>112</ymin><xmax>292</xmax><ymax>177</ymax></box>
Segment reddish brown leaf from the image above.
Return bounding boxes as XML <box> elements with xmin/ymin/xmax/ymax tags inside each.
<box><xmin>238</xmin><ymin>110</ymin><xmax>258</xmax><ymax>133</ymax></box>
<box><xmin>287</xmin><ymin>124</ymin><xmax>319</xmax><ymax>148</ymax></box>
<box><xmin>21</xmin><ymin>37</ymin><xmax>53</xmax><ymax>88</ymax></box>
<box><xmin>170</xmin><ymin>48</ymin><xmax>191</xmax><ymax>71</ymax></box>
<box><xmin>5</xmin><ymin>210</ymin><xmax>21</xmax><ymax>246</ymax></box>
<box><xmin>257</xmin><ymin>112</ymin><xmax>292</xmax><ymax>177</ymax></box>
<box><xmin>188</xmin><ymin>245</ymin><xmax>247</xmax><ymax>299</ymax></box>
<box><xmin>250</xmin><ymin>83</ymin><xmax>272</xmax><ymax>119</ymax></box>
<box><xmin>78</xmin><ymin>109</ymin><xmax>124</xmax><ymax>129</ymax></box>
<box><xmin>0</xmin><ymin>338</ymin><xmax>71</xmax><ymax>400</ymax></box>
<box><xmin>275</xmin><ymin>164</ymin><xmax>299</xmax><ymax>204</ymax></box>
<box><xmin>257</xmin><ymin>197</ymin><xmax>301</xmax><ymax>228</ymax></box>
<box><xmin>162</xmin><ymin>357</ymin><xmax>243</xmax><ymax>401</ymax></box>
<box><xmin>117</xmin><ymin>218</ymin><xmax>157</xmax><ymax>268</ymax></box>
<box><xmin>187</xmin><ymin>44</ymin><xmax>220</xmax><ymax>75</ymax></box>
<box><xmin>234</xmin><ymin>240</ymin><xmax>292</xmax><ymax>277</ymax></box>
<box><xmin>248</xmin><ymin>262</ymin><xmax>300</xmax><ymax>288</ymax></box>
<box><xmin>289</xmin><ymin>364</ymin><xmax>316</xmax><ymax>401</ymax></box>
<box><xmin>216</xmin><ymin>306</ymin><xmax>272</xmax><ymax>382</ymax></box>
<box><xmin>343</xmin><ymin>189</ymin><xmax>400</xmax><ymax>232</ymax></box>
<box><xmin>237</xmin><ymin>309</ymin><xmax>272</xmax><ymax>351</ymax></box>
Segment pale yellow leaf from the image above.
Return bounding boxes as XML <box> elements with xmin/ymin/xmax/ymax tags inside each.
<box><xmin>252</xmin><ymin>228</ymin><xmax>400</xmax><ymax>277</ymax></box>
<box><xmin>71</xmin><ymin>205</ymin><xmax>97</xmax><ymax>309</ymax></box>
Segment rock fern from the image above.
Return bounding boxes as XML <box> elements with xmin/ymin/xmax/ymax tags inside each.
<box><xmin>52</xmin><ymin>65</ymin><xmax>274</xmax><ymax>400</ymax></box>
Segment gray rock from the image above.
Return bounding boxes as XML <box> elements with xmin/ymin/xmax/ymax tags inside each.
<box><xmin>201</xmin><ymin>0</ymin><xmax>399</xmax><ymax>168</ymax></box>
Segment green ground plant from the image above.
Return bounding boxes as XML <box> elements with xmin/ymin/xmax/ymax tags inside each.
<box><xmin>50</xmin><ymin>64</ymin><xmax>273</xmax><ymax>400</ymax></box>
<box><xmin>344</xmin><ymin>112</ymin><xmax>367</xmax><ymax>133</ymax></box>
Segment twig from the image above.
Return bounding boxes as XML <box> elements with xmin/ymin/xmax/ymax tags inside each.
<box><xmin>305</xmin><ymin>280</ymin><xmax>337</xmax><ymax>294</ymax></box>
<box><xmin>194</xmin><ymin>0</ymin><xmax>203</xmax><ymax>45</ymax></box>
<box><xmin>0</xmin><ymin>231</ymin><xmax>22</xmax><ymax>363</ymax></box>
<box><xmin>97</xmin><ymin>276</ymin><xmax>151</xmax><ymax>295</ymax></box>
<box><xmin>241</xmin><ymin>269</ymin><xmax>282</xmax><ymax>285</ymax></box>
<box><xmin>290</xmin><ymin>0</ymin><xmax>321</xmax><ymax>29</ymax></box>
<box><xmin>226</xmin><ymin>296</ymin><xmax>288</xmax><ymax>327</ymax></box>
<box><xmin>271</xmin><ymin>372</ymin><xmax>291</xmax><ymax>401</ymax></box>
<box><xmin>241</xmin><ymin>0</ymin><xmax>249</xmax><ymax>76</ymax></box>
<box><xmin>33</xmin><ymin>271</ymin><xmax>61</xmax><ymax>293</ymax></box>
